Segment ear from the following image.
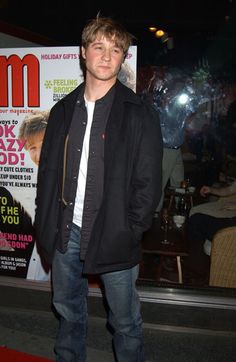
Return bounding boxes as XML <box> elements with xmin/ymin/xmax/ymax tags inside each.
<box><xmin>81</xmin><ymin>46</ymin><xmax>86</xmax><ymax>60</ymax></box>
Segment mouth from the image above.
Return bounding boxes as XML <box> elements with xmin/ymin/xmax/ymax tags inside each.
<box><xmin>98</xmin><ymin>64</ymin><xmax>111</xmax><ymax>69</ymax></box>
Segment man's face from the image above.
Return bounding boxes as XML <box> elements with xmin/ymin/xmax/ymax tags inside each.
<box><xmin>25</xmin><ymin>130</ymin><xmax>45</xmax><ymax>166</ymax></box>
<box><xmin>82</xmin><ymin>34</ymin><xmax>124</xmax><ymax>83</ymax></box>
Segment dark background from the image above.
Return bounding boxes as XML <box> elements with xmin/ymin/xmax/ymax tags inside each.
<box><xmin>0</xmin><ymin>0</ymin><xmax>236</xmax><ymax>68</ymax></box>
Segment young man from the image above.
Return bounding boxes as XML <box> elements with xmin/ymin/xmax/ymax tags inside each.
<box><xmin>35</xmin><ymin>16</ymin><xmax>163</xmax><ymax>361</ymax></box>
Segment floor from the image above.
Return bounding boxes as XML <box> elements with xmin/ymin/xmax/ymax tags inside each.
<box><xmin>0</xmin><ymin>285</ymin><xmax>236</xmax><ymax>362</ymax></box>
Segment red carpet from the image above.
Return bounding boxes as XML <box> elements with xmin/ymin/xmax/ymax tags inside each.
<box><xmin>0</xmin><ymin>346</ymin><xmax>53</xmax><ymax>362</ymax></box>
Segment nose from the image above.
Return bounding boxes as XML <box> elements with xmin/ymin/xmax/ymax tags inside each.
<box><xmin>101</xmin><ymin>48</ymin><xmax>111</xmax><ymax>61</ymax></box>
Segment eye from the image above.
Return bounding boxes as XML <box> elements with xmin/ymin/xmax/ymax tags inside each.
<box><xmin>94</xmin><ymin>45</ymin><xmax>103</xmax><ymax>51</ymax></box>
<box><xmin>113</xmin><ymin>48</ymin><xmax>122</xmax><ymax>54</ymax></box>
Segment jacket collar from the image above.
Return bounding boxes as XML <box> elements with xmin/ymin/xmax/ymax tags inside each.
<box><xmin>114</xmin><ymin>80</ymin><xmax>141</xmax><ymax>105</ymax></box>
<box><xmin>60</xmin><ymin>80</ymin><xmax>141</xmax><ymax>107</ymax></box>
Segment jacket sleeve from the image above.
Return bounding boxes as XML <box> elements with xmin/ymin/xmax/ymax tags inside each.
<box><xmin>129</xmin><ymin>103</ymin><xmax>163</xmax><ymax>238</ymax></box>
<box><xmin>34</xmin><ymin>104</ymin><xmax>63</xmax><ymax>264</ymax></box>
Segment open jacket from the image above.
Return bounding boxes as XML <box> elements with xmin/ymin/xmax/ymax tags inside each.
<box><xmin>35</xmin><ymin>80</ymin><xmax>163</xmax><ymax>274</ymax></box>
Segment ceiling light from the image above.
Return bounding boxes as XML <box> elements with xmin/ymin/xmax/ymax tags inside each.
<box><xmin>149</xmin><ymin>27</ymin><xmax>157</xmax><ymax>32</ymax></box>
<box><xmin>155</xmin><ymin>30</ymin><xmax>165</xmax><ymax>38</ymax></box>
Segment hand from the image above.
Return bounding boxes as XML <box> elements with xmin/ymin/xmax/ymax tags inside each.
<box><xmin>200</xmin><ymin>186</ymin><xmax>211</xmax><ymax>197</ymax></box>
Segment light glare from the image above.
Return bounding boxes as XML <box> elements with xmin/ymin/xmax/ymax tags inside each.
<box><xmin>177</xmin><ymin>93</ymin><xmax>189</xmax><ymax>105</ymax></box>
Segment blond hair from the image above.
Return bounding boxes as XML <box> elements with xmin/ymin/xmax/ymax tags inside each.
<box><xmin>82</xmin><ymin>16</ymin><xmax>133</xmax><ymax>56</ymax></box>
<box><xmin>18</xmin><ymin>110</ymin><xmax>49</xmax><ymax>149</ymax></box>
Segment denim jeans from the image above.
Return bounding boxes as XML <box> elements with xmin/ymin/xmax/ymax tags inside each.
<box><xmin>52</xmin><ymin>223</ymin><xmax>144</xmax><ymax>362</ymax></box>
<box><xmin>101</xmin><ymin>264</ymin><xmax>144</xmax><ymax>362</ymax></box>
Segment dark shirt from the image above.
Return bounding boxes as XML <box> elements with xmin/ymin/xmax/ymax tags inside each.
<box><xmin>64</xmin><ymin>86</ymin><xmax>115</xmax><ymax>259</ymax></box>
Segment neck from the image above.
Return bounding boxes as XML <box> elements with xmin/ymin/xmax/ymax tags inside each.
<box><xmin>84</xmin><ymin>75</ymin><xmax>116</xmax><ymax>102</ymax></box>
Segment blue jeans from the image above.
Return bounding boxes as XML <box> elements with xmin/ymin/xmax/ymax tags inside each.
<box><xmin>52</xmin><ymin>223</ymin><xmax>144</xmax><ymax>362</ymax></box>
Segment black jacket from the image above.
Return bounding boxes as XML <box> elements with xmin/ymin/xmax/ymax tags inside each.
<box><xmin>35</xmin><ymin>80</ymin><xmax>163</xmax><ymax>274</ymax></box>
